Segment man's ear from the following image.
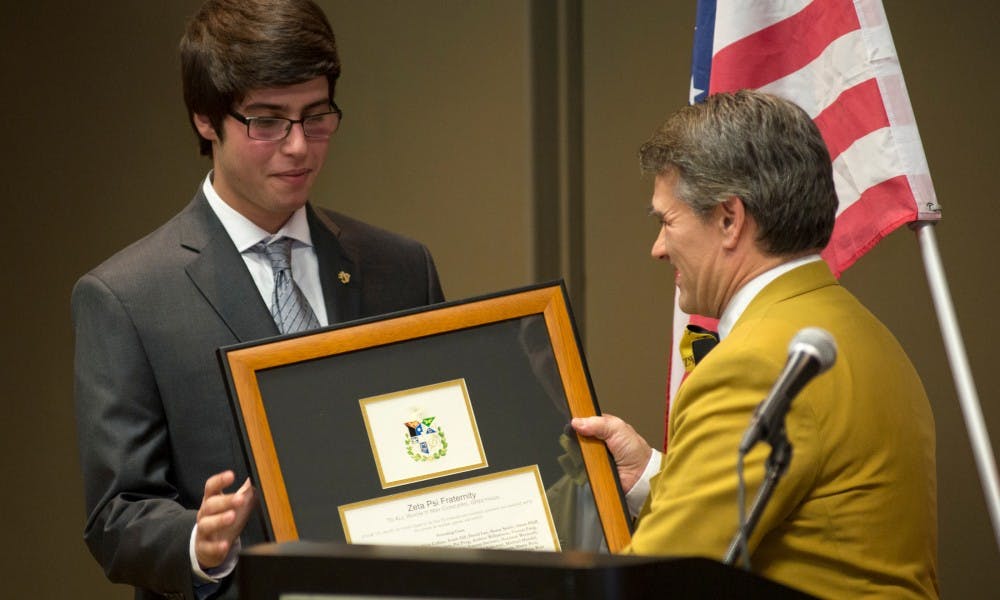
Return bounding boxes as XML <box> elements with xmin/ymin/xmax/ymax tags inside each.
<box><xmin>192</xmin><ymin>113</ymin><xmax>219</xmax><ymax>142</ymax></box>
<box><xmin>718</xmin><ymin>196</ymin><xmax>746</xmax><ymax>250</ymax></box>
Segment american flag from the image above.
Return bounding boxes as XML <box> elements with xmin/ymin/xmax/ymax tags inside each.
<box><xmin>665</xmin><ymin>0</ymin><xmax>941</xmax><ymax>443</ymax></box>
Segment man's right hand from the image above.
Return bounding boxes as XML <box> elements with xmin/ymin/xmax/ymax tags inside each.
<box><xmin>571</xmin><ymin>414</ymin><xmax>653</xmax><ymax>493</ymax></box>
<box><xmin>194</xmin><ymin>470</ymin><xmax>255</xmax><ymax>570</ymax></box>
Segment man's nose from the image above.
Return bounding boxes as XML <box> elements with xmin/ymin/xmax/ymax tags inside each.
<box><xmin>651</xmin><ymin>230</ymin><xmax>669</xmax><ymax>260</ymax></box>
<box><xmin>281</xmin><ymin>122</ymin><xmax>309</xmax><ymax>154</ymax></box>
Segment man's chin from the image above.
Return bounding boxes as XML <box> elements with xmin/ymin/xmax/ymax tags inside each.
<box><xmin>674</xmin><ymin>289</ymin><xmax>689</xmax><ymax>310</ymax></box>
<box><xmin>677</xmin><ymin>298</ymin><xmax>707</xmax><ymax>318</ymax></box>
<box><xmin>270</xmin><ymin>194</ymin><xmax>310</xmax><ymax>213</ymax></box>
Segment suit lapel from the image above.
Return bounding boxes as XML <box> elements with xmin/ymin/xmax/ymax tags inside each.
<box><xmin>308</xmin><ymin>205</ymin><xmax>362</xmax><ymax>324</ymax></box>
<box><xmin>179</xmin><ymin>193</ymin><xmax>279</xmax><ymax>342</ymax></box>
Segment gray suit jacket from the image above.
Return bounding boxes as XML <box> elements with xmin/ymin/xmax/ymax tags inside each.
<box><xmin>72</xmin><ymin>190</ymin><xmax>444</xmax><ymax>599</ymax></box>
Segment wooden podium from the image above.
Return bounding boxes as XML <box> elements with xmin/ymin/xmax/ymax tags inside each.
<box><xmin>238</xmin><ymin>541</ymin><xmax>815</xmax><ymax>599</ymax></box>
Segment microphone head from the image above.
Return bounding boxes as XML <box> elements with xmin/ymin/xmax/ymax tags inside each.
<box><xmin>788</xmin><ymin>327</ymin><xmax>837</xmax><ymax>373</ymax></box>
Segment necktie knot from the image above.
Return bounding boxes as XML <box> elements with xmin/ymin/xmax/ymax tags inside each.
<box><xmin>256</xmin><ymin>237</ymin><xmax>293</xmax><ymax>273</ymax></box>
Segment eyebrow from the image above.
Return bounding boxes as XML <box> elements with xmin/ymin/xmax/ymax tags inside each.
<box><xmin>241</xmin><ymin>98</ymin><xmax>331</xmax><ymax>113</ymax></box>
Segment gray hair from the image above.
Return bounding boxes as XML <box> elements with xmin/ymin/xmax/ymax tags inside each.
<box><xmin>638</xmin><ymin>90</ymin><xmax>837</xmax><ymax>256</ymax></box>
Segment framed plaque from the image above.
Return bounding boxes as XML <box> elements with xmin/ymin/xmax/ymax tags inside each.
<box><xmin>220</xmin><ymin>282</ymin><xmax>632</xmax><ymax>553</ymax></box>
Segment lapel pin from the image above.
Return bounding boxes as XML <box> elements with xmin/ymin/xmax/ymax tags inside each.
<box><xmin>338</xmin><ymin>271</ymin><xmax>351</xmax><ymax>284</ymax></box>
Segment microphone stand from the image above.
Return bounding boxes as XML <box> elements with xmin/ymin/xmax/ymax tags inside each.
<box><xmin>723</xmin><ymin>426</ymin><xmax>793</xmax><ymax>567</ymax></box>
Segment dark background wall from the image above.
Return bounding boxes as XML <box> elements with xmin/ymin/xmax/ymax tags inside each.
<box><xmin>1</xmin><ymin>1</ymin><xmax>997</xmax><ymax>597</ymax></box>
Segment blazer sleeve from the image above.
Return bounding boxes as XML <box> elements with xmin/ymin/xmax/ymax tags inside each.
<box><xmin>72</xmin><ymin>272</ymin><xmax>199</xmax><ymax>599</ymax></box>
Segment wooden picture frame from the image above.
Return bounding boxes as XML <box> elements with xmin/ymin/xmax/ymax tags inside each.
<box><xmin>220</xmin><ymin>281</ymin><xmax>632</xmax><ymax>552</ymax></box>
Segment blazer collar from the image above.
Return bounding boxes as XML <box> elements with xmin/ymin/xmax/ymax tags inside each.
<box><xmin>177</xmin><ymin>192</ymin><xmax>364</xmax><ymax>338</ymax></box>
<box><xmin>179</xmin><ymin>190</ymin><xmax>279</xmax><ymax>343</ymax></box>
<box><xmin>737</xmin><ymin>260</ymin><xmax>839</xmax><ymax>327</ymax></box>
<box><xmin>307</xmin><ymin>204</ymin><xmax>362</xmax><ymax>323</ymax></box>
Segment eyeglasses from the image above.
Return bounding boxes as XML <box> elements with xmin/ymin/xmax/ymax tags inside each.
<box><xmin>228</xmin><ymin>102</ymin><xmax>343</xmax><ymax>141</ymax></box>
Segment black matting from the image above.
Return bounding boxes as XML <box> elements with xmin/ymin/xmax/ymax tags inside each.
<box><xmin>253</xmin><ymin>313</ymin><xmax>602</xmax><ymax>549</ymax></box>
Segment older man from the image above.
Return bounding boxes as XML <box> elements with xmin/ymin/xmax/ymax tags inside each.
<box><xmin>574</xmin><ymin>90</ymin><xmax>937</xmax><ymax>598</ymax></box>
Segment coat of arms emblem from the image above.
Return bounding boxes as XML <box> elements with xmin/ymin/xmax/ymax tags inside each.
<box><xmin>404</xmin><ymin>415</ymin><xmax>448</xmax><ymax>462</ymax></box>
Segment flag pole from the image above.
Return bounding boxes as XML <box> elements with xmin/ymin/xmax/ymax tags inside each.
<box><xmin>913</xmin><ymin>221</ymin><xmax>1000</xmax><ymax>550</ymax></box>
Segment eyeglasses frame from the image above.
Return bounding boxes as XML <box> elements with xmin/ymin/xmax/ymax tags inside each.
<box><xmin>227</xmin><ymin>101</ymin><xmax>343</xmax><ymax>141</ymax></box>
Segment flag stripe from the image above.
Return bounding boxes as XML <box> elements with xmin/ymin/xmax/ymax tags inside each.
<box><xmin>820</xmin><ymin>174</ymin><xmax>917</xmax><ymax>276</ymax></box>
<box><xmin>710</xmin><ymin>0</ymin><xmax>860</xmax><ymax>93</ymax></box>
<box><xmin>757</xmin><ymin>30</ymin><xmax>868</xmax><ymax>117</ymax></box>
<box><xmin>832</xmin><ymin>127</ymin><xmax>907</xmax><ymax>214</ymax></box>
<box><xmin>813</xmin><ymin>79</ymin><xmax>890</xmax><ymax>161</ymax></box>
<box><xmin>712</xmin><ymin>0</ymin><xmax>805</xmax><ymax>50</ymax></box>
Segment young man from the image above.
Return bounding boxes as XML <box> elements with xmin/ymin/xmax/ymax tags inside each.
<box><xmin>72</xmin><ymin>1</ymin><xmax>443</xmax><ymax>598</ymax></box>
<box><xmin>574</xmin><ymin>90</ymin><xmax>938</xmax><ymax>598</ymax></box>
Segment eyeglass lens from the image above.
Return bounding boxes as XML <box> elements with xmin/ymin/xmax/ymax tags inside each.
<box><xmin>249</xmin><ymin>112</ymin><xmax>340</xmax><ymax>140</ymax></box>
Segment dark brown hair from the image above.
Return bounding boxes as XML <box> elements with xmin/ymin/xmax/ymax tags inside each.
<box><xmin>180</xmin><ymin>0</ymin><xmax>341</xmax><ymax>156</ymax></box>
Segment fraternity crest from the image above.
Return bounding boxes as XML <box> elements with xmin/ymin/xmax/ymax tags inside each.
<box><xmin>404</xmin><ymin>415</ymin><xmax>448</xmax><ymax>462</ymax></box>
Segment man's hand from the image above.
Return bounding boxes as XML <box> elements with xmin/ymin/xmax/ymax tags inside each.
<box><xmin>572</xmin><ymin>414</ymin><xmax>652</xmax><ymax>493</ymax></box>
<box><xmin>195</xmin><ymin>471</ymin><xmax>255</xmax><ymax>570</ymax></box>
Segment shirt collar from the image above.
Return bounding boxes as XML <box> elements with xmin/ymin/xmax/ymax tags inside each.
<box><xmin>201</xmin><ymin>172</ymin><xmax>313</xmax><ymax>252</ymax></box>
<box><xmin>717</xmin><ymin>254</ymin><xmax>822</xmax><ymax>340</ymax></box>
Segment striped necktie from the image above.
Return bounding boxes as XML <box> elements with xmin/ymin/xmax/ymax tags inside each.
<box><xmin>253</xmin><ymin>237</ymin><xmax>320</xmax><ymax>334</ymax></box>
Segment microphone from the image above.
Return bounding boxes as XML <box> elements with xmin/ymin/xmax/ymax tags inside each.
<box><xmin>738</xmin><ymin>327</ymin><xmax>837</xmax><ymax>454</ymax></box>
